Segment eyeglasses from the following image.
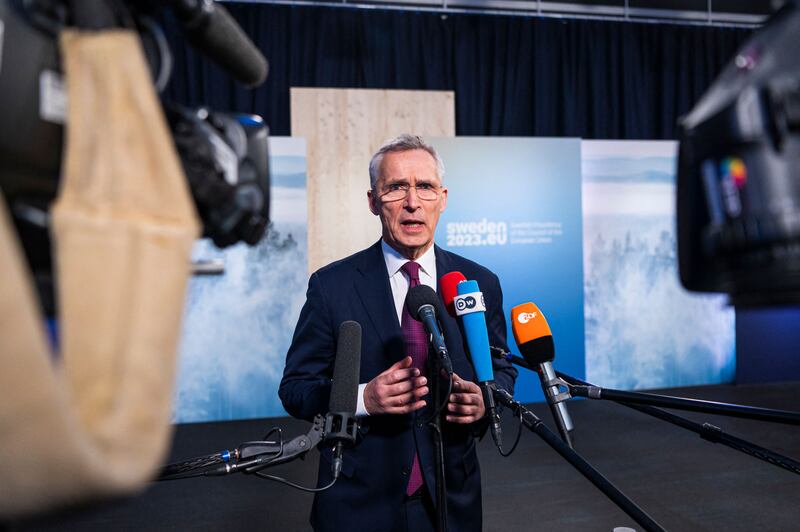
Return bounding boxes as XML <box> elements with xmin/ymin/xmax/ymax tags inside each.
<box><xmin>378</xmin><ymin>183</ymin><xmax>442</xmax><ymax>202</ymax></box>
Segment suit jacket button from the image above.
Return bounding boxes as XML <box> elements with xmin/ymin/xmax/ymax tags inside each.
<box><xmin>416</xmin><ymin>419</ymin><xmax>423</xmax><ymax>428</ymax></box>
<box><xmin>401</xmin><ymin>466</ymin><xmax>410</xmax><ymax>476</ymax></box>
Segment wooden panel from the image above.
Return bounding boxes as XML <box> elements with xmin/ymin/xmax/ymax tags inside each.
<box><xmin>291</xmin><ymin>88</ymin><xmax>455</xmax><ymax>274</ymax></box>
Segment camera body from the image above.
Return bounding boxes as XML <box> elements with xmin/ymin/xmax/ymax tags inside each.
<box><xmin>677</xmin><ymin>2</ymin><xmax>800</xmax><ymax>306</ymax></box>
<box><xmin>0</xmin><ymin>0</ymin><xmax>270</xmax><ymax>279</ymax></box>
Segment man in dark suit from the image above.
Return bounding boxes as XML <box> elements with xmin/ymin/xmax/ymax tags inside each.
<box><xmin>279</xmin><ymin>134</ymin><xmax>517</xmax><ymax>531</ymax></box>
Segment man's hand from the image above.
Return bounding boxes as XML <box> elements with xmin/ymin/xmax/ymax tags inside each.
<box><xmin>364</xmin><ymin>356</ymin><xmax>428</xmax><ymax>415</ymax></box>
<box><xmin>446</xmin><ymin>373</ymin><xmax>485</xmax><ymax>424</ymax></box>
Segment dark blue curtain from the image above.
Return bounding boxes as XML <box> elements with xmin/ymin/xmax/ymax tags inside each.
<box><xmin>163</xmin><ymin>3</ymin><xmax>752</xmax><ymax>139</ymax></box>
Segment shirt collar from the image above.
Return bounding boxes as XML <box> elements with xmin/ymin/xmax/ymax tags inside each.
<box><xmin>381</xmin><ymin>240</ymin><xmax>436</xmax><ymax>279</ymax></box>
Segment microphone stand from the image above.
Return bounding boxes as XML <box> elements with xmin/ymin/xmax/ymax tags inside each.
<box><xmin>557</xmin><ymin>372</ymin><xmax>800</xmax><ymax>477</ymax></box>
<box><xmin>488</xmin><ymin>347</ymin><xmax>573</xmax><ymax>448</ymax></box>
<box><xmin>502</xmin><ymin>351</ymin><xmax>800</xmax><ymax>476</ymax></box>
<box><xmin>158</xmin><ymin>415</ymin><xmax>325</xmax><ymax>480</ymax></box>
<box><xmin>502</xmin><ymin>351</ymin><xmax>800</xmax><ymax>449</ymax></box>
<box><xmin>427</xmin><ymin>349</ymin><xmax>449</xmax><ymax>532</ymax></box>
<box><xmin>537</xmin><ymin>363</ymin><xmax>574</xmax><ymax>449</ymax></box>
<box><xmin>568</xmin><ymin>383</ymin><xmax>800</xmax><ymax>425</ymax></box>
<box><xmin>492</xmin><ymin>388</ymin><xmax>666</xmax><ymax>532</ymax></box>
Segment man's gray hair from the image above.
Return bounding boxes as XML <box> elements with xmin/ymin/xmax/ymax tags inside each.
<box><xmin>368</xmin><ymin>134</ymin><xmax>445</xmax><ymax>190</ymax></box>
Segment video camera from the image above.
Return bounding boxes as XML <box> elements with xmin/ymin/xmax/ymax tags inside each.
<box><xmin>677</xmin><ymin>1</ymin><xmax>800</xmax><ymax>307</ymax></box>
<box><xmin>0</xmin><ymin>0</ymin><xmax>271</xmax><ymax>311</ymax></box>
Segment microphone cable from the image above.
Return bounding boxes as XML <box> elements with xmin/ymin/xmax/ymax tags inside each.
<box><xmin>423</xmin><ymin>377</ymin><xmax>453</xmax><ymax>426</ymax></box>
<box><xmin>157</xmin><ymin>418</ymin><xmax>339</xmax><ymax>492</ymax></box>
<box><xmin>496</xmin><ymin>407</ymin><xmax>524</xmax><ymax>457</ymax></box>
<box><xmin>158</xmin><ymin>426</ymin><xmax>285</xmax><ymax>481</ymax></box>
<box><xmin>158</xmin><ymin>450</ymin><xmax>236</xmax><ymax>478</ymax></box>
<box><xmin>253</xmin><ymin>470</ymin><xmax>337</xmax><ymax>492</ymax></box>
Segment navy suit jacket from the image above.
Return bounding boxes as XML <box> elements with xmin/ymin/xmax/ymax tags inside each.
<box><xmin>279</xmin><ymin>241</ymin><xmax>517</xmax><ymax>532</ymax></box>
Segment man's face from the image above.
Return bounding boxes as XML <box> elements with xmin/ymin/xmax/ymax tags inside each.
<box><xmin>368</xmin><ymin>149</ymin><xmax>448</xmax><ymax>260</ymax></box>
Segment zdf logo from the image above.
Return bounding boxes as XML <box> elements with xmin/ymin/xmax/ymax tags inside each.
<box><xmin>517</xmin><ymin>312</ymin><xmax>538</xmax><ymax>324</ymax></box>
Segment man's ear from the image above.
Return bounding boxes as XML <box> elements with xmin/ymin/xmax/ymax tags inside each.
<box><xmin>367</xmin><ymin>189</ymin><xmax>380</xmax><ymax>216</ymax></box>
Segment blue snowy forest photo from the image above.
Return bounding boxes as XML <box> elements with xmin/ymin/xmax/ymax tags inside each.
<box><xmin>173</xmin><ymin>138</ymin><xmax>307</xmax><ymax>422</ymax></box>
<box><xmin>582</xmin><ymin>141</ymin><xmax>735</xmax><ymax>390</ymax></box>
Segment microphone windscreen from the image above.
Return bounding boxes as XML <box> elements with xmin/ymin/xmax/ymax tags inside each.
<box><xmin>456</xmin><ymin>280</ymin><xmax>494</xmax><ymax>383</ymax></box>
<box><xmin>178</xmin><ymin>2</ymin><xmax>269</xmax><ymax>86</ymax></box>
<box><xmin>329</xmin><ymin>321</ymin><xmax>362</xmax><ymax>413</ymax></box>
<box><xmin>439</xmin><ymin>271</ymin><xmax>467</xmax><ymax>316</ymax></box>
<box><xmin>511</xmin><ymin>302</ymin><xmax>555</xmax><ymax>365</ymax></box>
<box><xmin>406</xmin><ymin>284</ymin><xmax>441</xmax><ymax>321</ymax></box>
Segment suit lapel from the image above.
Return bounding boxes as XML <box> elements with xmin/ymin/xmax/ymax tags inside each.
<box><xmin>354</xmin><ymin>241</ymin><xmax>400</xmax><ymax>348</ymax></box>
<box><xmin>353</xmin><ymin>243</ymin><xmax>467</xmax><ymax>372</ymax></box>
<box><xmin>435</xmin><ymin>246</ymin><xmax>472</xmax><ymax>375</ymax></box>
<box><xmin>434</xmin><ymin>245</ymin><xmax>454</xmax><ymax>289</ymax></box>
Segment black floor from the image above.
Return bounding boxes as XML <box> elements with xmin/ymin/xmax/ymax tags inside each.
<box><xmin>9</xmin><ymin>381</ymin><xmax>800</xmax><ymax>531</ymax></box>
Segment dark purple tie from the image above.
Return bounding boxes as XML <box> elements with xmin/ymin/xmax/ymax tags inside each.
<box><xmin>401</xmin><ymin>261</ymin><xmax>427</xmax><ymax>496</ymax></box>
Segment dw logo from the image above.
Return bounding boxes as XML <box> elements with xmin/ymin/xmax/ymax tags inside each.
<box><xmin>455</xmin><ymin>296</ymin><xmax>477</xmax><ymax>312</ymax></box>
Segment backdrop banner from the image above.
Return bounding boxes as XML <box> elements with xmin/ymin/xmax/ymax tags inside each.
<box><xmin>172</xmin><ymin>137</ymin><xmax>736</xmax><ymax>421</ymax></box>
<box><xmin>174</xmin><ymin>137</ymin><xmax>307</xmax><ymax>422</ymax></box>
<box><xmin>432</xmin><ymin>137</ymin><xmax>585</xmax><ymax>403</ymax></box>
<box><xmin>582</xmin><ymin>140</ymin><xmax>735</xmax><ymax>390</ymax></box>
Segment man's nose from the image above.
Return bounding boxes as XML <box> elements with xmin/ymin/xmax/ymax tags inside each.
<box><xmin>403</xmin><ymin>187</ymin><xmax>421</xmax><ymax>209</ymax></box>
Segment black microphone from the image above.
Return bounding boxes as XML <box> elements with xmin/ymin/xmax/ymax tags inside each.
<box><xmin>510</xmin><ymin>302</ymin><xmax>574</xmax><ymax>448</ymax></box>
<box><xmin>325</xmin><ymin>320</ymin><xmax>361</xmax><ymax>479</ymax></box>
<box><xmin>406</xmin><ymin>284</ymin><xmax>453</xmax><ymax>376</ymax></box>
<box><xmin>167</xmin><ymin>0</ymin><xmax>269</xmax><ymax>87</ymax></box>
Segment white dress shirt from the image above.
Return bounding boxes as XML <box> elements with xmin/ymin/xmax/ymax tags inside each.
<box><xmin>355</xmin><ymin>241</ymin><xmax>437</xmax><ymax>416</ymax></box>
